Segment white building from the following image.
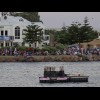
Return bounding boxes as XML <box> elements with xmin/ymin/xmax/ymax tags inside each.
<box><xmin>0</xmin><ymin>12</ymin><xmax>50</xmax><ymax>48</ymax></box>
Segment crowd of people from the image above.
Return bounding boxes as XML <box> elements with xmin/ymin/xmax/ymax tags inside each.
<box><xmin>62</xmin><ymin>45</ymin><xmax>100</xmax><ymax>56</ymax></box>
<box><xmin>0</xmin><ymin>47</ymin><xmax>49</xmax><ymax>56</ymax></box>
<box><xmin>0</xmin><ymin>45</ymin><xmax>100</xmax><ymax>57</ymax></box>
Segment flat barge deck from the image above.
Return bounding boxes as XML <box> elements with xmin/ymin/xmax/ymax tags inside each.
<box><xmin>39</xmin><ymin>67</ymin><xmax>89</xmax><ymax>83</ymax></box>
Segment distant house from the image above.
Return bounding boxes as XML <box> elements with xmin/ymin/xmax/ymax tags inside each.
<box><xmin>0</xmin><ymin>12</ymin><xmax>50</xmax><ymax>48</ymax></box>
<box><xmin>81</xmin><ymin>33</ymin><xmax>100</xmax><ymax>48</ymax></box>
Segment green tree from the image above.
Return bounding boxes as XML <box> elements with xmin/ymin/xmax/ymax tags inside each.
<box><xmin>63</xmin><ymin>17</ymin><xmax>98</xmax><ymax>45</ymax></box>
<box><xmin>23</xmin><ymin>24</ymin><xmax>43</xmax><ymax>47</ymax></box>
<box><xmin>54</xmin><ymin>17</ymin><xmax>98</xmax><ymax>46</ymax></box>
<box><xmin>80</xmin><ymin>17</ymin><xmax>98</xmax><ymax>42</ymax></box>
<box><xmin>55</xmin><ymin>26</ymin><xmax>70</xmax><ymax>45</ymax></box>
<box><xmin>67</xmin><ymin>22</ymin><xmax>82</xmax><ymax>45</ymax></box>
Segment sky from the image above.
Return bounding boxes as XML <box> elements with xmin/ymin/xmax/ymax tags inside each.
<box><xmin>39</xmin><ymin>12</ymin><xmax>100</xmax><ymax>30</ymax></box>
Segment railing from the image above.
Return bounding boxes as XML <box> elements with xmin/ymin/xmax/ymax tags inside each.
<box><xmin>0</xmin><ymin>36</ymin><xmax>14</xmax><ymax>41</ymax></box>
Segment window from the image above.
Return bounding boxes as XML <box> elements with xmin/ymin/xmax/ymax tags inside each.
<box><xmin>4</xmin><ymin>16</ymin><xmax>7</xmax><ymax>20</ymax></box>
<box><xmin>5</xmin><ymin>30</ymin><xmax>8</xmax><ymax>36</ymax></box>
<box><xmin>1</xmin><ymin>43</ymin><xmax>3</xmax><ymax>47</ymax></box>
<box><xmin>46</xmin><ymin>36</ymin><xmax>49</xmax><ymax>40</ymax></box>
<box><xmin>15</xmin><ymin>26</ymin><xmax>20</xmax><ymax>39</ymax></box>
<box><xmin>43</xmin><ymin>43</ymin><xmax>48</xmax><ymax>46</ymax></box>
<box><xmin>44</xmin><ymin>36</ymin><xmax>49</xmax><ymax>41</ymax></box>
<box><xmin>8</xmin><ymin>43</ymin><xmax>9</xmax><ymax>46</ymax></box>
<box><xmin>5</xmin><ymin>43</ymin><xmax>9</xmax><ymax>47</ymax></box>
<box><xmin>6</xmin><ymin>43</ymin><xmax>8</xmax><ymax>47</ymax></box>
<box><xmin>1</xmin><ymin>30</ymin><xmax>4</xmax><ymax>36</ymax></box>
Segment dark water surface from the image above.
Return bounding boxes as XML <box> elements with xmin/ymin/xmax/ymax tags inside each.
<box><xmin>0</xmin><ymin>62</ymin><xmax>100</xmax><ymax>87</ymax></box>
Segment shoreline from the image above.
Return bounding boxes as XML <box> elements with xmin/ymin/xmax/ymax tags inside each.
<box><xmin>0</xmin><ymin>55</ymin><xmax>100</xmax><ymax>62</ymax></box>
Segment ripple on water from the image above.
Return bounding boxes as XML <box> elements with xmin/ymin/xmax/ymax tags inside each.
<box><xmin>0</xmin><ymin>62</ymin><xmax>100</xmax><ymax>87</ymax></box>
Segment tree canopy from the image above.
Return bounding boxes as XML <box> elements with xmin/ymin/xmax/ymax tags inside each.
<box><xmin>23</xmin><ymin>24</ymin><xmax>43</xmax><ymax>47</ymax></box>
<box><xmin>55</xmin><ymin>17</ymin><xmax>98</xmax><ymax>45</ymax></box>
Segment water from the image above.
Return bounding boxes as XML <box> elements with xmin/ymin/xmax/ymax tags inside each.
<box><xmin>0</xmin><ymin>62</ymin><xmax>100</xmax><ymax>87</ymax></box>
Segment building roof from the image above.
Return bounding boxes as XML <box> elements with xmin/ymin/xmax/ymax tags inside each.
<box><xmin>87</xmin><ymin>38</ymin><xmax>100</xmax><ymax>45</ymax></box>
<box><xmin>81</xmin><ymin>38</ymin><xmax>100</xmax><ymax>48</ymax></box>
<box><xmin>0</xmin><ymin>15</ymin><xmax>46</xmax><ymax>29</ymax></box>
<box><xmin>0</xmin><ymin>16</ymin><xmax>31</xmax><ymax>26</ymax></box>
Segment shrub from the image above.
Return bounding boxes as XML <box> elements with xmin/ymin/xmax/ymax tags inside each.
<box><xmin>55</xmin><ymin>43</ymin><xmax>67</xmax><ymax>51</ymax></box>
<box><xmin>42</xmin><ymin>46</ymin><xmax>57</xmax><ymax>54</ymax></box>
<box><xmin>17</xmin><ymin>46</ymin><xmax>28</xmax><ymax>51</ymax></box>
<box><xmin>1</xmin><ymin>46</ymin><xmax>27</xmax><ymax>51</ymax></box>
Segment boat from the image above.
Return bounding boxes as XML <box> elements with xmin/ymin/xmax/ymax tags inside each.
<box><xmin>39</xmin><ymin>66</ymin><xmax>89</xmax><ymax>83</ymax></box>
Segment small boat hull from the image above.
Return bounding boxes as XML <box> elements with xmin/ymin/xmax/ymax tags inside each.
<box><xmin>39</xmin><ymin>76</ymin><xmax>89</xmax><ymax>83</ymax></box>
<box><xmin>69</xmin><ymin>76</ymin><xmax>89</xmax><ymax>82</ymax></box>
<box><xmin>39</xmin><ymin>67</ymin><xmax>89</xmax><ymax>83</ymax></box>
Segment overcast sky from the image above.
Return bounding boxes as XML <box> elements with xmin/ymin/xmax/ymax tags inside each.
<box><xmin>39</xmin><ymin>12</ymin><xmax>100</xmax><ymax>30</ymax></box>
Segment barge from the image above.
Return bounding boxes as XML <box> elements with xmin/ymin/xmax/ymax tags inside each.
<box><xmin>39</xmin><ymin>67</ymin><xmax>89</xmax><ymax>83</ymax></box>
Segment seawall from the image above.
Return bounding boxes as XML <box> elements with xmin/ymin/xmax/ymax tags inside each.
<box><xmin>0</xmin><ymin>55</ymin><xmax>100</xmax><ymax>62</ymax></box>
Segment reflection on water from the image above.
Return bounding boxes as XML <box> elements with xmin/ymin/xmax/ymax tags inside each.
<box><xmin>0</xmin><ymin>62</ymin><xmax>100</xmax><ymax>87</ymax></box>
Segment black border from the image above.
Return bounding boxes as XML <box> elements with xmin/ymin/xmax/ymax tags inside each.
<box><xmin>0</xmin><ymin>87</ymin><xmax>99</xmax><ymax>98</ymax></box>
<box><xmin>0</xmin><ymin>0</ymin><xmax>100</xmax><ymax>11</ymax></box>
<box><xmin>0</xmin><ymin>0</ymin><xmax>99</xmax><ymax>98</ymax></box>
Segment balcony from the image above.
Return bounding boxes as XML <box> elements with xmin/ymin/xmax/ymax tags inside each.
<box><xmin>0</xmin><ymin>36</ymin><xmax>14</xmax><ymax>41</ymax></box>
